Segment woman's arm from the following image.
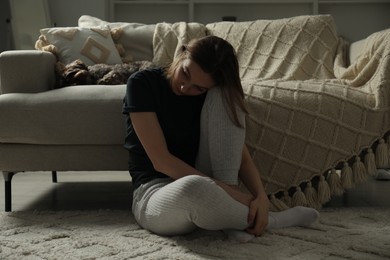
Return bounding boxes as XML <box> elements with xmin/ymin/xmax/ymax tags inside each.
<box><xmin>239</xmin><ymin>145</ymin><xmax>267</xmax><ymax>198</ymax></box>
<box><xmin>130</xmin><ymin>112</ymin><xmax>203</xmax><ymax>179</ymax></box>
<box><xmin>239</xmin><ymin>145</ymin><xmax>270</xmax><ymax>235</ymax></box>
<box><xmin>130</xmin><ymin>111</ymin><xmax>253</xmax><ymax>206</ymax></box>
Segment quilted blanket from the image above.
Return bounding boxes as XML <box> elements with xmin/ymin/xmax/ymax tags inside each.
<box><xmin>153</xmin><ymin>15</ymin><xmax>390</xmax><ymax>210</ymax></box>
<box><xmin>153</xmin><ymin>22</ymin><xmax>207</xmax><ymax>67</ymax></box>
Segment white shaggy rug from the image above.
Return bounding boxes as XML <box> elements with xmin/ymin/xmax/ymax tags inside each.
<box><xmin>1</xmin><ymin>208</ymin><xmax>389</xmax><ymax>260</ymax></box>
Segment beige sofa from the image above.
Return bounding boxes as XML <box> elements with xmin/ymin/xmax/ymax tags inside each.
<box><xmin>1</xmin><ymin>15</ymin><xmax>389</xmax><ymax>212</ymax></box>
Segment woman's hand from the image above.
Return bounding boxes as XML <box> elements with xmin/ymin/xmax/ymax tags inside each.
<box><xmin>237</xmin><ymin>145</ymin><xmax>270</xmax><ymax>236</ymax></box>
<box><xmin>216</xmin><ymin>180</ymin><xmax>269</xmax><ymax>236</ymax></box>
<box><xmin>214</xmin><ymin>181</ymin><xmax>253</xmax><ymax>206</ymax></box>
<box><xmin>246</xmin><ymin>193</ymin><xmax>270</xmax><ymax>236</ymax></box>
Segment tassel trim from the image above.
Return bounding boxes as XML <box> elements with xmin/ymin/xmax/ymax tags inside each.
<box><xmin>376</xmin><ymin>138</ymin><xmax>389</xmax><ymax>168</ymax></box>
<box><xmin>292</xmin><ymin>187</ymin><xmax>307</xmax><ymax>207</ymax></box>
<box><xmin>341</xmin><ymin>162</ymin><xmax>354</xmax><ymax>189</ymax></box>
<box><xmin>327</xmin><ymin>169</ymin><xmax>344</xmax><ymax>196</ymax></box>
<box><xmin>269</xmin><ymin>194</ymin><xmax>289</xmax><ymax>211</ymax></box>
<box><xmin>268</xmin><ymin>134</ymin><xmax>390</xmax><ymax>211</ymax></box>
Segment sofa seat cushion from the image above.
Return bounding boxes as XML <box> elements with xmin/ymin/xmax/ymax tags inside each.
<box><xmin>0</xmin><ymin>85</ymin><xmax>126</xmax><ymax>145</ymax></box>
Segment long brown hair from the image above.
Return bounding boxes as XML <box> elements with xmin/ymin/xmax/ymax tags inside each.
<box><xmin>166</xmin><ymin>36</ymin><xmax>247</xmax><ymax>127</ymax></box>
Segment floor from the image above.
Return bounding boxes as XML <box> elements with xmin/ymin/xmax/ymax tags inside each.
<box><xmin>0</xmin><ymin>171</ymin><xmax>389</xmax><ymax>212</ymax></box>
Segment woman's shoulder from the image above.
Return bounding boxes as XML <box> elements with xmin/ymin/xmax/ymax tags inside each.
<box><xmin>127</xmin><ymin>67</ymin><xmax>169</xmax><ymax>95</ymax></box>
<box><xmin>130</xmin><ymin>67</ymin><xmax>165</xmax><ymax>81</ymax></box>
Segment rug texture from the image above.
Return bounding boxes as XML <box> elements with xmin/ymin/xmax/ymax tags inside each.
<box><xmin>0</xmin><ymin>208</ymin><xmax>389</xmax><ymax>259</ymax></box>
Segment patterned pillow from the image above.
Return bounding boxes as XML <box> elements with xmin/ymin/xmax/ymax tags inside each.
<box><xmin>36</xmin><ymin>26</ymin><xmax>122</xmax><ymax>65</ymax></box>
<box><xmin>78</xmin><ymin>15</ymin><xmax>155</xmax><ymax>62</ymax></box>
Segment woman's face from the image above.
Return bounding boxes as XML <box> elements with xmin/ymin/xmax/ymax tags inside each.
<box><xmin>171</xmin><ymin>58</ymin><xmax>215</xmax><ymax>96</ymax></box>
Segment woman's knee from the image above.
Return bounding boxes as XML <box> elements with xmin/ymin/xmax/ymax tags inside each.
<box><xmin>203</xmin><ymin>87</ymin><xmax>224</xmax><ymax>111</ymax></box>
<box><xmin>168</xmin><ymin>175</ymin><xmax>223</xmax><ymax>206</ymax></box>
<box><xmin>202</xmin><ymin>87</ymin><xmax>245</xmax><ymax>128</ymax></box>
<box><xmin>175</xmin><ymin>175</ymin><xmax>216</xmax><ymax>197</ymax></box>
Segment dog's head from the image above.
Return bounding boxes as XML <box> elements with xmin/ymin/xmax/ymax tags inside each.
<box><xmin>57</xmin><ymin>59</ymin><xmax>93</xmax><ymax>87</ymax></box>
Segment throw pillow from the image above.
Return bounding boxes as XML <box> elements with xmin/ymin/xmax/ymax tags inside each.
<box><xmin>36</xmin><ymin>26</ymin><xmax>122</xmax><ymax>66</ymax></box>
<box><xmin>78</xmin><ymin>15</ymin><xmax>155</xmax><ymax>62</ymax></box>
<box><xmin>349</xmin><ymin>38</ymin><xmax>366</xmax><ymax>65</ymax></box>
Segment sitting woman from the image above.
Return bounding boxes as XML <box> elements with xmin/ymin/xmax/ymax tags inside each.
<box><xmin>122</xmin><ymin>35</ymin><xmax>319</xmax><ymax>242</ymax></box>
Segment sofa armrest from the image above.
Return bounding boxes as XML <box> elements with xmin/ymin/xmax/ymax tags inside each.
<box><xmin>0</xmin><ymin>50</ymin><xmax>57</xmax><ymax>94</ymax></box>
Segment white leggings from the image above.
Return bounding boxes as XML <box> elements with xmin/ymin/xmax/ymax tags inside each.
<box><xmin>132</xmin><ymin>87</ymin><xmax>248</xmax><ymax>236</ymax></box>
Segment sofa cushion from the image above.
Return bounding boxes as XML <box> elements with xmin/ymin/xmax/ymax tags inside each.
<box><xmin>78</xmin><ymin>15</ymin><xmax>155</xmax><ymax>62</ymax></box>
<box><xmin>0</xmin><ymin>85</ymin><xmax>126</xmax><ymax>145</ymax></box>
<box><xmin>206</xmin><ymin>15</ymin><xmax>339</xmax><ymax>81</ymax></box>
<box><xmin>349</xmin><ymin>38</ymin><xmax>366</xmax><ymax>65</ymax></box>
<box><xmin>36</xmin><ymin>26</ymin><xmax>123</xmax><ymax>66</ymax></box>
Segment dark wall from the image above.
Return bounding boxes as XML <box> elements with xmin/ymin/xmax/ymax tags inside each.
<box><xmin>0</xmin><ymin>0</ymin><xmax>12</xmax><ymax>52</ymax></box>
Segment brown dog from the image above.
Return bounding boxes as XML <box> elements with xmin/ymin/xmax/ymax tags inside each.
<box><xmin>56</xmin><ymin>59</ymin><xmax>156</xmax><ymax>87</ymax></box>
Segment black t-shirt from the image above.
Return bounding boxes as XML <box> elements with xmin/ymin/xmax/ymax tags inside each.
<box><xmin>122</xmin><ymin>68</ymin><xmax>206</xmax><ymax>190</ymax></box>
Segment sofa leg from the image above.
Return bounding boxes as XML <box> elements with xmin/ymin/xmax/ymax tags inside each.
<box><xmin>3</xmin><ymin>172</ymin><xmax>15</xmax><ymax>212</ymax></box>
<box><xmin>52</xmin><ymin>171</ymin><xmax>57</xmax><ymax>183</ymax></box>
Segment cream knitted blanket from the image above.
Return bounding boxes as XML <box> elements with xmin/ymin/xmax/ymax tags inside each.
<box><xmin>153</xmin><ymin>15</ymin><xmax>390</xmax><ymax>210</ymax></box>
<box><xmin>153</xmin><ymin>22</ymin><xmax>207</xmax><ymax>67</ymax></box>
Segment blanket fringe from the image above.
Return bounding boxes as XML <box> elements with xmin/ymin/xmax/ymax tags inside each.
<box><xmin>269</xmin><ymin>195</ymin><xmax>289</xmax><ymax>211</ymax></box>
<box><xmin>376</xmin><ymin>138</ymin><xmax>389</xmax><ymax>168</ymax></box>
<box><xmin>269</xmin><ymin>133</ymin><xmax>390</xmax><ymax>211</ymax></box>
<box><xmin>281</xmin><ymin>191</ymin><xmax>292</xmax><ymax>207</ymax></box>
<box><xmin>341</xmin><ymin>162</ymin><xmax>354</xmax><ymax>189</ymax></box>
<box><xmin>317</xmin><ymin>176</ymin><xmax>331</xmax><ymax>204</ymax></box>
<box><xmin>364</xmin><ymin>148</ymin><xmax>377</xmax><ymax>176</ymax></box>
<box><xmin>304</xmin><ymin>182</ymin><xmax>320</xmax><ymax>209</ymax></box>
<box><xmin>352</xmin><ymin>156</ymin><xmax>368</xmax><ymax>184</ymax></box>
<box><xmin>292</xmin><ymin>187</ymin><xmax>307</xmax><ymax>207</ymax></box>
<box><xmin>327</xmin><ymin>169</ymin><xmax>344</xmax><ymax>196</ymax></box>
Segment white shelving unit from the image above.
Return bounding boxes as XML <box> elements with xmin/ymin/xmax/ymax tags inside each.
<box><xmin>110</xmin><ymin>0</ymin><xmax>318</xmax><ymax>24</ymax></box>
<box><xmin>109</xmin><ymin>0</ymin><xmax>390</xmax><ymax>41</ymax></box>
<box><xmin>192</xmin><ymin>0</ymin><xmax>317</xmax><ymax>23</ymax></box>
<box><xmin>111</xmin><ymin>1</ymin><xmax>190</xmax><ymax>23</ymax></box>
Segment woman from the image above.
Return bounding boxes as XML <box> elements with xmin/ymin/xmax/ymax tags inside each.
<box><xmin>123</xmin><ymin>36</ymin><xmax>318</xmax><ymax>242</ymax></box>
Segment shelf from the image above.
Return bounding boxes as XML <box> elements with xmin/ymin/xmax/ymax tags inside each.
<box><xmin>110</xmin><ymin>0</ymin><xmax>319</xmax><ymax>23</ymax></box>
<box><xmin>109</xmin><ymin>0</ymin><xmax>390</xmax><ymax>42</ymax></box>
